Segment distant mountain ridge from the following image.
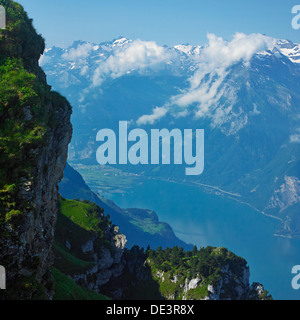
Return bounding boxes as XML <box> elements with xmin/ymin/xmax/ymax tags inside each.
<box><xmin>42</xmin><ymin>35</ymin><xmax>300</xmax><ymax>238</ymax></box>
<box><xmin>41</xmin><ymin>36</ymin><xmax>300</xmax><ymax>75</ymax></box>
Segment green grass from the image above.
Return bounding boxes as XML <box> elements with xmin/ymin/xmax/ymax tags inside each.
<box><xmin>143</xmin><ymin>245</ymin><xmax>259</xmax><ymax>300</ymax></box>
<box><xmin>52</xmin><ymin>268</ymin><xmax>110</xmax><ymax>300</ymax></box>
<box><xmin>53</xmin><ymin>198</ymin><xmax>116</xmax><ymax>300</ymax></box>
<box><xmin>55</xmin><ymin>198</ymin><xmax>112</xmax><ymax>264</ymax></box>
<box><xmin>59</xmin><ymin>198</ymin><xmax>102</xmax><ymax>232</ymax></box>
<box><xmin>184</xmin><ymin>283</ymin><xmax>209</xmax><ymax>300</ymax></box>
<box><xmin>53</xmin><ymin>241</ymin><xmax>96</xmax><ymax>276</ymax></box>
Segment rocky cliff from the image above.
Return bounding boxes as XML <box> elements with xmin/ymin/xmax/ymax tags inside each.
<box><xmin>54</xmin><ymin>205</ymin><xmax>272</xmax><ymax>301</ymax></box>
<box><xmin>96</xmin><ymin>246</ymin><xmax>272</xmax><ymax>300</ymax></box>
<box><xmin>54</xmin><ymin>198</ymin><xmax>127</xmax><ymax>296</ymax></box>
<box><xmin>0</xmin><ymin>0</ymin><xmax>72</xmax><ymax>299</ymax></box>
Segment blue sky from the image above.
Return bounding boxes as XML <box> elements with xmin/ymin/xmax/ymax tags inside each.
<box><xmin>18</xmin><ymin>0</ymin><xmax>300</xmax><ymax>48</ymax></box>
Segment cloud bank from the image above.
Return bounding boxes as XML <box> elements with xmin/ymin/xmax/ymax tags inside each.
<box><xmin>170</xmin><ymin>33</ymin><xmax>276</xmax><ymax>118</ymax></box>
<box><xmin>62</xmin><ymin>42</ymin><xmax>94</xmax><ymax>61</ymax></box>
<box><xmin>92</xmin><ymin>39</ymin><xmax>172</xmax><ymax>86</ymax></box>
<box><xmin>135</xmin><ymin>33</ymin><xmax>276</xmax><ymax>125</ymax></box>
<box><xmin>41</xmin><ymin>33</ymin><xmax>278</xmax><ymax>126</ymax></box>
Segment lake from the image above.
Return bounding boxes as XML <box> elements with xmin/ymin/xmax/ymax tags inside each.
<box><xmin>107</xmin><ymin>178</ymin><xmax>300</xmax><ymax>300</ymax></box>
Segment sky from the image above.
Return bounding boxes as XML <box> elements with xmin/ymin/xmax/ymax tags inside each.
<box><xmin>17</xmin><ymin>0</ymin><xmax>300</xmax><ymax>48</ymax></box>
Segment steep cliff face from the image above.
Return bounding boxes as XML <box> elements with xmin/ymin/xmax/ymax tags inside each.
<box><xmin>151</xmin><ymin>267</ymin><xmax>266</xmax><ymax>300</ymax></box>
<box><xmin>99</xmin><ymin>246</ymin><xmax>272</xmax><ymax>300</ymax></box>
<box><xmin>70</xmin><ymin>229</ymin><xmax>127</xmax><ymax>293</ymax></box>
<box><xmin>0</xmin><ymin>0</ymin><xmax>72</xmax><ymax>299</ymax></box>
<box><xmin>54</xmin><ymin>198</ymin><xmax>127</xmax><ymax>296</ymax></box>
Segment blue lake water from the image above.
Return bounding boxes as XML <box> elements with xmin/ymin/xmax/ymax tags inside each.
<box><xmin>108</xmin><ymin>179</ymin><xmax>300</xmax><ymax>300</ymax></box>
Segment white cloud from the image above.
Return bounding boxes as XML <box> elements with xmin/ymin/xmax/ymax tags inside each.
<box><xmin>170</xmin><ymin>33</ymin><xmax>276</xmax><ymax>118</ymax></box>
<box><xmin>137</xmin><ymin>106</ymin><xmax>168</xmax><ymax>125</ymax></box>
<box><xmin>136</xmin><ymin>33</ymin><xmax>276</xmax><ymax>126</ymax></box>
<box><xmin>52</xmin><ymin>33</ymin><xmax>278</xmax><ymax>128</ymax></box>
<box><xmin>290</xmin><ymin>129</ymin><xmax>300</xmax><ymax>143</ymax></box>
<box><xmin>92</xmin><ymin>39</ymin><xmax>172</xmax><ymax>86</ymax></box>
<box><xmin>201</xmin><ymin>33</ymin><xmax>275</xmax><ymax>69</ymax></box>
<box><xmin>62</xmin><ymin>43</ymin><xmax>94</xmax><ymax>61</ymax></box>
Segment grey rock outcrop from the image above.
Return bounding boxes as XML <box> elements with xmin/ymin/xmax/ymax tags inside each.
<box><xmin>69</xmin><ymin>227</ymin><xmax>128</xmax><ymax>292</ymax></box>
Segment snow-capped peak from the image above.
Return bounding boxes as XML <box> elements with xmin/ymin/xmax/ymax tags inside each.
<box><xmin>174</xmin><ymin>44</ymin><xmax>194</xmax><ymax>54</ymax></box>
<box><xmin>112</xmin><ymin>37</ymin><xmax>131</xmax><ymax>47</ymax></box>
<box><xmin>275</xmin><ymin>39</ymin><xmax>300</xmax><ymax>64</ymax></box>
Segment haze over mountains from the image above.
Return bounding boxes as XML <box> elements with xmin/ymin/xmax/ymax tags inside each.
<box><xmin>41</xmin><ymin>34</ymin><xmax>300</xmax><ymax>238</ymax></box>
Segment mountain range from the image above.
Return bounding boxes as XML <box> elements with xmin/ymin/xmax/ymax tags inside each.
<box><xmin>41</xmin><ymin>35</ymin><xmax>300</xmax><ymax>238</ymax></box>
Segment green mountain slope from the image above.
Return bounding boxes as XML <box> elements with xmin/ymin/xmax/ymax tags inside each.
<box><xmin>59</xmin><ymin>163</ymin><xmax>193</xmax><ymax>250</ymax></box>
<box><xmin>52</xmin><ymin>268</ymin><xmax>110</xmax><ymax>300</ymax></box>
